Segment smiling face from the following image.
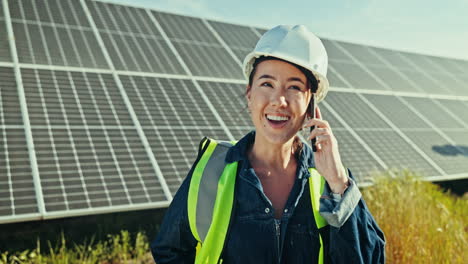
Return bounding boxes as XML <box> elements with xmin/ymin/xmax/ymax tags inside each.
<box><xmin>246</xmin><ymin>59</ymin><xmax>312</xmax><ymax>146</ymax></box>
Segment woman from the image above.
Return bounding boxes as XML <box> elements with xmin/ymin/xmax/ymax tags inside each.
<box><xmin>152</xmin><ymin>25</ymin><xmax>385</xmax><ymax>263</ymax></box>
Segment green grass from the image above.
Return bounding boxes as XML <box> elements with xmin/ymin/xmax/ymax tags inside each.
<box><xmin>0</xmin><ymin>231</ymin><xmax>153</xmax><ymax>264</ymax></box>
<box><xmin>1</xmin><ymin>171</ymin><xmax>466</xmax><ymax>263</ymax></box>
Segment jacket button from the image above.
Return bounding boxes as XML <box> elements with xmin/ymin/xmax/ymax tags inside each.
<box><xmin>284</xmin><ymin>208</ymin><xmax>288</xmax><ymax>213</ymax></box>
<box><xmin>265</xmin><ymin>208</ymin><xmax>270</xmax><ymax>213</ymax></box>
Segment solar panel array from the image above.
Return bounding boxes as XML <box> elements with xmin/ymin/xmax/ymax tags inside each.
<box><xmin>0</xmin><ymin>0</ymin><xmax>467</xmax><ymax>224</ymax></box>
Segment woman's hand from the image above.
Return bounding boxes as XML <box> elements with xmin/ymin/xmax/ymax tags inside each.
<box><xmin>303</xmin><ymin>106</ymin><xmax>349</xmax><ymax>194</ymax></box>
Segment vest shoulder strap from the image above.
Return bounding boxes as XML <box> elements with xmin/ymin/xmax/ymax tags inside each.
<box><xmin>188</xmin><ymin>138</ymin><xmax>238</xmax><ymax>264</ymax></box>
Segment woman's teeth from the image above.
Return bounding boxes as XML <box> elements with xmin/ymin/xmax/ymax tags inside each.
<box><xmin>266</xmin><ymin>115</ymin><xmax>290</xmax><ymax>121</ymax></box>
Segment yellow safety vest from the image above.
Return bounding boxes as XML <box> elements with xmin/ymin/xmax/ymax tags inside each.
<box><xmin>188</xmin><ymin>138</ymin><xmax>328</xmax><ymax>264</ymax></box>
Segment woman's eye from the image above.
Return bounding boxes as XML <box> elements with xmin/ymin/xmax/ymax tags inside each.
<box><xmin>289</xmin><ymin>85</ymin><xmax>302</xmax><ymax>91</ymax></box>
<box><xmin>261</xmin><ymin>82</ymin><xmax>273</xmax><ymax>87</ymax></box>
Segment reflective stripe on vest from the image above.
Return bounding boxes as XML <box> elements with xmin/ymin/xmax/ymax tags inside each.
<box><xmin>188</xmin><ymin>138</ymin><xmax>328</xmax><ymax>264</ymax></box>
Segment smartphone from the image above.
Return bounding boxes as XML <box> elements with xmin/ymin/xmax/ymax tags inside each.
<box><xmin>309</xmin><ymin>95</ymin><xmax>317</xmax><ymax>152</ymax></box>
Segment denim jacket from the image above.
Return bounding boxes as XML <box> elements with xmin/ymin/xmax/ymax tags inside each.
<box><xmin>151</xmin><ymin>132</ymin><xmax>386</xmax><ymax>263</ymax></box>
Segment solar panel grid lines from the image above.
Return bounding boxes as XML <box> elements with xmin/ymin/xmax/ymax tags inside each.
<box><xmin>120</xmin><ymin>76</ymin><xmax>193</xmax><ymax>174</ymax></box>
<box><xmin>56</xmin><ymin>71</ymin><xmax>113</xmax><ymax>206</ymax></box>
<box><xmin>435</xmin><ymin>99</ymin><xmax>468</xmax><ymax>126</ymax></box>
<box><xmin>93</xmin><ymin>73</ymin><xmax>161</xmax><ymax>203</ymax></box>
<box><xmin>321</xmin><ymin>99</ymin><xmax>389</xmax><ymax>178</ymax></box>
<box><xmin>401</xmin><ymin>97</ymin><xmax>466</xmax><ymax>129</ymax></box>
<box><xmin>94</xmin><ymin>71</ymin><xmax>174</xmax><ymax>201</ymax></box>
<box><xmin>356</xmin><ymin>93</ymin><xmax>446</xmax><ymax>175</ymax></box>
<box><xmin>151</xmin><ymin>10</ymin><xmax>243</xmax><ymax>79</ymax></box>
<box><xmin>403</xmin><ymin>131</ymin><xmax>468</xmax><ymax>175</ymax></box>
<box><xmin>121</xmin><ymin>76</ymin><xmax>191</xmax><ymax>190</ymax></box>
<box><xmin>325</xmin><ymin>92</ymin><xmax>391</xmax><ymax>129</ymax></box>
<box><xmin>365</xmin><ymin>47</ymin><xmax>426</xmax><ymax>94</ymax></box>
<box><xmin>152</xmin><ymin>11</ymin><xmax>219</xmax><ymax>44</ymax></box>
<box><xmin>3</xmin><ymin>1</ymin><xmax>47</xmax><ymax>217</ymax></box>
<box><xmin>0</xmin><ymin>18</ymin><xmax>11</xmax><ymax>62</ymax></box>
<box><xmin>98</xmin><ymin>2</ymin><xmax>177</xmax><ymax>74</ymax></box>
<box><xmin>144</xmin><ymin>8</ymin><xmax>191</xmax><ymax>76</ymax></box>
<box><xmin>394</xmin><ymin>96</ymin><xmax>468</xmax><ymax>159</ymax></box>
<box><xmin>332</xmin><ymin>40</ymin><xmax>397</xmax><ymax>92</ymax></box>
<box><xmin>329</xmin><ymin>61</ymin><xmax>389</xmax><ymax>91</ymax></box>
<box><xmin>90</xmin><ymin>1</ymin><xmax>144</xmax><ymax>72</ymax></box>
<box><xmin>326</xmin><ymin>66</ymin><xmax>350</xmax><ymax>89</ymax></box>
<box><xmin>362</xmin><ymin>94</ymin><xmax>431</xmax><ymax>129</ymax></box>
<box><xmin>395</xmin><ymin>52</ymin><xmax>454</xmax><ymax>95</ymax></box>
<box><xmin>118</xmin><ymin>6</ymin><xmax>179</xmax><ymax>74</ymax></box>
<box><xmin>408</xmin><ymin>53</ymin><xmax>468</xmax><ymax>96</ymax></box>
<box><xmin>337</xmin><ymin>42</ymin><xmax>385</xmax><ymax>67</ymax></box>
<box><xmin>207</xmin><ymin>20</ymin><xmax>260</xmax><ymax>50</ymax></box>
<box><xmin>142</xmin><ymin>11</ymin><xmax>238</xmax><ymax>141</ymax></box>
<box><xmin>23</xmin><ymin>68</ymin><xmax>70</xmax><ymax>211</ymax></box>
<box><xmin>197</xmin><ymin>81</ymin><xmax>246</xmax><ymax>120</ymax></box>
<box><xmin>206</xmin><ymin>20</ymin><xmax>260</xmax><ymax>63</ymax></box>
<box><xmin>44</xmin><ymin>69</ymin><xmax>94</xmax><ymax>209</ymax></box>
<box><xmin>202</xmin><ymin>19</ymin><xmax>243</xmax><ymax>68</ymax></box>
<box><xmin>431</xmin><ymin>99</ymin><xmax>468</xmax><ymax>129</ymax></box>
<box><xmin>418</xmin><ymin>55</ymin><xmax>467</xmax><ymax>88</ymax></box>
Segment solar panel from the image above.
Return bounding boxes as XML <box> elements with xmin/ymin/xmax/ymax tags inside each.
<box><xmin>401</xmin><ymin>97</ymin><xmax>466</xmax><ymax>129</ymax></box>
<box><xmin>208</xmin><ymin>21</ymin><xmax>259</xmax><ymax>50</ymax></box>
<box><xmin>322</xmin><ymin>39</ymin><xmax>353</xmax><ymax>62</ymax></box>
<box><xmin>369</xmin><ymin>47</ymin><xmax>414</xmax><ymax>70</ymax></box>
<box><xmin>330</xmin><ymin>61</ymin><xmax>387</xmax><ymax>90</ymax></box>
<box><xmin>399</xmin><ymin>51</ymin><xmax>444</xmax><ymax>73</ymax></box>
<box><xmin>336</xmin><ymin>42</ymin><xmax>384</xmax><ymax>67</ymax></box>
<box><xmin>325</xmin><ymin>92</ymin><xmax>391</xmax><ymax>129</ymax></box>
<box><xmin>424</xmin><ymin>55</ymin><xmax>467</xmax><ymax>76</ymax></box>
<box><xmin>1</xmin><ymin>0</ymin><xmax>467</xmax><ymax>224</ymax></box>
<box><xmin>436</xmin><ymin>99</ymin><xmax>468</xmax><ymax>125</ymax></box>
<box><xmin>332</xmin><ymin>130</ymin><xmax>385</xmax><ymax>182</ymax></box>
<box><xmin>327</xmin><ymin>66</ymin><xmax>349</xmax><ymax>88</ymax></box>
<box><xmin>364</xmin><ymin>66</ymin><xmax>422</xmax><ymax>93</ymax></box>
<box><xmin>22</xmin><ymin>68</ymin><xmax>167</xmax><ymax>212</ymax></box>
<box><xmin>208</xmin><ymin>20</ymin><xmax>259</xmax><ymax>63</ymax></box>
<box><xmin>356</xmin><ymin>130</ymin><xmax>439</xmax><ymax>176</ymax></box>
<box><xmin>12</xmin><ymin>21</ymin><xmax>108</xmax><ymax>68</ymax></box>
<box><xmin>152</xmin><ymin>11</ymin><xmax>243</xmax><ymax>79</ymax></box>
<box><xmin>0</xmin><ymin>18</ymin><xmax>11</xmax><ymax>62</ymax></box>
<box><xmin>197</xmin><ymin>81</ymin><xmax>251</xmax><ymax>128</ymax></box>
<box><xmin>403</xmin><ymin>131</ymin><xmax>468</xmax><ymax>175</ymax></box>
<box><xmin>0</xmin><ymin>67</ymin><xmax>38</xmax><ymax>219</ymax></box>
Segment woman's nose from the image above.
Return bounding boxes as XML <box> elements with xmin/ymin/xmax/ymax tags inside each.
<box><xmin>270</xmin><ymin>90</ymin><xmax>287</xmax><ymax>107</ymax></box>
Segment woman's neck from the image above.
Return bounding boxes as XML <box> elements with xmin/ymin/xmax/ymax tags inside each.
<box><xmin>248</xmin><ymin>135</ymin><xmax>296</xmax><ymax>173</ymax></box>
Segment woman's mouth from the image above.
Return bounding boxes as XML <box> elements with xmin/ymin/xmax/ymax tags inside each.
<box><xmin>266</xmin><ymin>114</ymin><xmax>290</xmax><ymax>128</ymax></box>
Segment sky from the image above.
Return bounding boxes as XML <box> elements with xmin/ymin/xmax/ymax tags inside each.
<box><xmin>101</xmin><ymin>0</ymin><xmax>468</xmax><ymax>60</ymax></box>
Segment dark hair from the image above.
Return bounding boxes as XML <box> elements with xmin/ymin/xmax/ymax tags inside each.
<box><xmin>247</xmin><ymin>56</ymin><xmax>319</xmax><ymax>93</ymax></box>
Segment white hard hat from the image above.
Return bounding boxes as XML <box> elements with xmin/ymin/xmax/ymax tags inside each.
<box><xmin>243</xmin><ymin>25</ymin><xmax>329</xmax><ymax>102</ymax></box>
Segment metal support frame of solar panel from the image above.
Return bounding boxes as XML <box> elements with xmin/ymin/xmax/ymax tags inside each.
<box><xmin>1</xmin><ymin>0</ymin><xmax>468</xmax><ymax>225</ymax></box>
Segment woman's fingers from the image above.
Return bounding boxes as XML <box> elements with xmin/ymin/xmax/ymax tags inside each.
<box><xmin>307</xmin><ymin>127</ymin><xmax>327</xmax><ymax>140</ymax></box>
<box><xmin>303</xmin><ymin>118</ymin><xmax>329</xmax><ymax>129</ymax></box>
<box><xmin>315</xmin><ymin>105</ymin><xmax>322</xmax><ymax>120</ymax></box>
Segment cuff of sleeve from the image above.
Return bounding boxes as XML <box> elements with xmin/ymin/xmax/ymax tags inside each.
<box><xmin>319</xmin><ymin>172</ymin><xmax>362</xmax><ymax>228</ymax></box>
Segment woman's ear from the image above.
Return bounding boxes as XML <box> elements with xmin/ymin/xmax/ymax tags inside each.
<box><xmin>246</xmin><ymin>85</ymin><xmax>252</xmax><ymax>105</ymax></box>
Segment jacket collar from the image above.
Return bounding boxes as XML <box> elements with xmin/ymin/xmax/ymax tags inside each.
<box><xmin>225</xmin><ymin>131</ymin><xmax>315</xmax><ymax>177</ymax></box>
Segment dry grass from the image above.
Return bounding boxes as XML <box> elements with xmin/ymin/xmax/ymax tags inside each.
<box><xmin>362</xmin><ymin>170</ymin><xmax>467</xmax><ymax>264</ymax></box>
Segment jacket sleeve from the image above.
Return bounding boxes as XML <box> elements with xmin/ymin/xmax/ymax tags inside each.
<box><xmin>151</xmin><ymin>138</ymin><xmax>211</xmax><ymax>263</ymax></box>
<box><xmin>322</xmin><ymin>170</ymin><xmax>386</xmax><ymax>264</ymax></box>
<box><xmin>150</xmin><ymin>171</ymin><xmax>197</xmax><ymax>264</ymax></box>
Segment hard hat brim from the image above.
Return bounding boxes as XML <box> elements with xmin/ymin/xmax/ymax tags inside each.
<box><xmin>243</xmin><ymin>52</ymin><xmax>329</xmax><ymax>103</ymax></box>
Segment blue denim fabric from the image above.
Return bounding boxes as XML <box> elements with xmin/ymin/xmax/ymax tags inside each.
<box><xmin>152</xmin><ymin>131</ymin><xmax>386</xmax><ymax>264</ymax></box>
